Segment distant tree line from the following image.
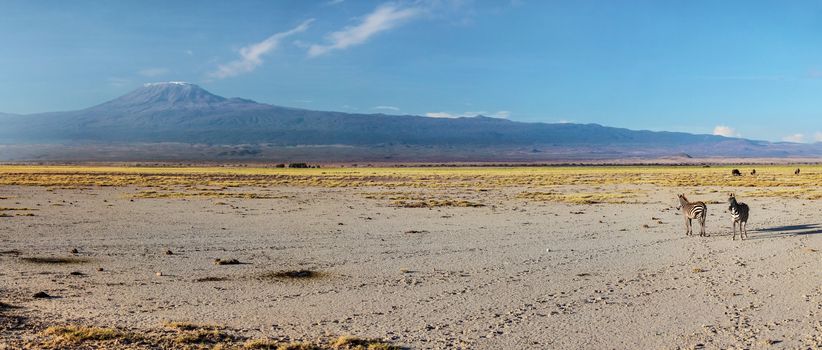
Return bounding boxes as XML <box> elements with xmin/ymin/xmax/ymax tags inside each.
<box><xmin>273</xmin><ymin>163</ymin><xmax>320</xmax><ymax>168</ymax></box>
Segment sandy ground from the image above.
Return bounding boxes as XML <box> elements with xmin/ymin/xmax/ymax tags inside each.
<box><xmin>1</xmin><ymin>184</ymin><xmax>821</xmax><ymax>349</ymax></box>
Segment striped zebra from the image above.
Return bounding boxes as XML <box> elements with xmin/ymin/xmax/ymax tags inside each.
<box><xmin>677</xmin><ymin>194</ymin><xmax>707</xmax><ymax>237</ymax></box>
<box><xmin>728</xmin><ymin>193</ymin><xmax>750</xmax><ymax>240</ymax></box>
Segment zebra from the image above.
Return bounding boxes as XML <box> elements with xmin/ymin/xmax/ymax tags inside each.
<box><xmin>676</xmin><ymin>194</ymin><xmax>707</xmax><ymax>237</ymax></box>
<box><xmin>728</xmin><ymin>193</ymin><xmax>750</xmax><ymax>240</ymax></box>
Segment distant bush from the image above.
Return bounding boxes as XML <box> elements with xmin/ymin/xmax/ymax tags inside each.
<box><xmin>274</xmin><ymin>164</ymin><xmax>285</xmax><ymax>168</ymax></box>
<box><xmin>288</xmin><ymin>163</ymin><xmax>309</xmax><ymax>168</ymax></box>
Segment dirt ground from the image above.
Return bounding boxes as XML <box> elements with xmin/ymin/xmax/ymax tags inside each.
<box><xmin>1</xmin><ymin>183</ymin><xmax>821</xmax><ymax>349</ymax></box>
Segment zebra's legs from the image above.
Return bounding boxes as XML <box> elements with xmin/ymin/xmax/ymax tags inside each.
<box><xmin>700</xmin><ymin>217</ymin><xmax>706</xmax><ymax>237</ymax></box>
<box><xmin>732</xmin><ymin>221</ymin><xmax>737</xmax><ymax>240</ymax></box>
<box><xmin>685</xmin><ymin>218</ymin><xmax>692</xmax><ymax>236</ymax></box>
<box><xmin>742</xmin><ymin>221</ymin><xmax>748</xmax><ymax>240</ymax></box>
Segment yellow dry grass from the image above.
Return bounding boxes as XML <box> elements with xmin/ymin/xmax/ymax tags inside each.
<box><xmin>25</xmin><ymin>322</ymin><xmax>402</xmax><ymax>350</ymax></box>
<box><xmin>0</xmin><ymin>164</ymin><xmax>817</xmax><ymax>187</ymax></box>
<box><xmin>743</xmin><ymin>188</ymin><xmax>822</xmax><ymax>200</ymax></box>
<box><xmin>517</xmin><ymin>190</ymin><xmax>644</xmax><ymax>204</ymax></box>
<box><xmin>42</xmin><ymin>325</ymin><xmax>125</xmax><ymax>345</ymax></box>
<box><xmin>329</xmin><ymin>336</ymin><xmax>401</xmax><ymax>350</ymax></box>
<box><xmin>1</xmin><ymin>165</ymin><xmax>820</xmax><ymax>201</ymax></box>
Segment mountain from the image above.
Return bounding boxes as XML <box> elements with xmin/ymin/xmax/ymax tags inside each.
<box><xmin>1</xmin><ymin>82</ymin><xmax>820</xmax><ymax>162</ymax></box>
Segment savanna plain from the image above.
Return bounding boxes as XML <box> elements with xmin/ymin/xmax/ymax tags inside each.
<box><xmin>0</xmin><ymin>165</ymin><xmax>820</xmax><ymax>349</ymax></box>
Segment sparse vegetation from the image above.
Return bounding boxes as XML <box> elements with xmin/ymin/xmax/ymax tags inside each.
<box><xmin>517</xmin><ymin>190</ymin><xmax>643</xmax><ymax>204</ymax></box>
<box><xmin>21</xmin><ymin>256</ymin><xmax>89</xmax><ymax>264</ymax></box>
<box><xmin>214</xmin><ymin>258</ymin><xmax>242</xmax><ymax>265</ymax></box>
<box><xmin>330</xmin><ymin>336</ymin><xmax>401</xmax><ymax>350</ymax></box>
<box><xmin>134</xmin><ymin>190</ymin><xmax>290</xmax><ymax>199</ymax></box>
<box><xmin>0</xmin><ymin>165</ymin><xmax>818</xmax><ymax>192</ymax></box>
<box><xmin>195</xmin><ymin>276</ymin><xmax>230</xmax><ymax>282</ymax></box>
<box><xmin>275</xmin><ymin>342</ymin><xmax>324</xmax><ymax>350</ymax></box>
<box><xmin>173</xmin><ymin>328</ymin><xmax>233</xmax><ymax>345</ymax></box>
<box><xmin>243</xmin><ymin>338</ymin><xmax>283</xmax><ymax>349</ymax></box>
<box><xmin>163</xmin><ymin>321</ymin><xmax>221</xmax><ymax>331</ymax></box>
<box><xmin>391</xmin><ymin>199</ymin><xmax>484</xmax><ymax>208</ymax></box>
<box><xmin>259</xmin><ymin>270</ymin><xmax>322</xmax><ymax>280</ymax></box>
<box><xmin>0</xmin><ymin>165</ymin><xmax>817</xmax><ymax>210</ymax></box>
<box><xmin>19</xmin><ymin>321</ymin><xmax>403</xmax><ymax>350</ymax></box>
<box><xmin>43</xmin><ymin>325</ymin><xmax>124</xmax><ymax>345</ymax></box>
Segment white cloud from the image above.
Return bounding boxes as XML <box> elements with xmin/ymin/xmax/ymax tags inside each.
<box><xmin>326</xmin><ymin>0</ymin><xmax>345</xmax><ymax>5</ymax></box>
<box><xmin>782</xmin><ymin>133</ymin><xmax>805</xmax><ymax>143</ymax></box>
<box><xmin>712</xmin><ymin>125</ymin><xmax>740</xmax><ymax>138</ymax></box>
<box><xmin>308</xmin><ymin>4</ymin><xmax>421</xmax><ymax>57</ymax></box>
<box><xmin>210</xmin><ymin>19</ymin><xmax>314</xmax><ymax>79</ymax></box>
<box><xmin>107</xmin><ymin>77</ymin><xmax>130</xmax><ymax>88</ymax></box>
<box><xmin>139</xmin><ymin>68</ymin><xmax>169</xmax><ymax>77</ymax></box>
<box><xmin>373</xmin><ymin>105</ymin><xmax>400</xmax><ymax>111</ymax></box>
<box><xmin>426</xmin><ymin>112</ymin><xmax>456</xmax><ymax>118</ymax></box>
<box><xmin>815</xmin><ymin>132</ymin><xmax>822</xmax><ymax>143</ymax></box>
<box><xmin>425</xmin><ymin>110</ymin><xmax>510</xmax><ymax>119</ymax></box>
<box><xmin>492</xmin><ymin>110</ymin><xmax>511</xmax><ymax>118</ymax></box>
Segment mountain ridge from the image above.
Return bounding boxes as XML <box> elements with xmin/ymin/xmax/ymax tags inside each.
<box><xmin>1</xmin><ymin>82</ymin><xmax>819</xmax><ymax>161</ymax></box>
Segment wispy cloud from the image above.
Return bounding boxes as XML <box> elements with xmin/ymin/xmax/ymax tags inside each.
<box><xmin>425</xmin><ymin>110</ymin><xmax>510</xmax><ymax>119</ymax></box>
<box><xmin>308</xmin><ymin>4</ymin><xmax>422</xmax><ymax>57</ymax></box>
<box><xmin>139</xmin><ymin>68</ymin><xmax>169</xmax><ymax>77</ymax></box>
<box><xmin>426</xmin><ymin>112</ymin><xmax>457</xmax><ymax>118</ymax></box>
<box><xmin>713</xmin><ymin>125</ymin><xmax>740</xmax><ymax>138</ymax></box>
<box><xmin>696</xmin><ymin>75</ymin><xmax>788</xmax><ymax>81</ymax></box>
<box><xmin>373</xmin><ymin>105</ymin><xmax>400</xmax><ymax>111</ymax></box>
<box><xmin>815</xmin><ymin>132</ymin><xmax>822</xmax><ymax>143</ymax></box>
<box><xmin>326</xmin><ymin>0</ymin><xmax>345</xmax><ymax>5</ymax></box>
<box><xmin>107</xmin><ymin>77</ymin><xmax>130</xmax><ymax>88</ymax></box>
<box><xmin>210</xmin><ymin>19</ymin><xmax>314</xmax><ymax>79</ymax></box>
<box><xmin>807</xmin><ymin>69</ymin><xmax>822</xmax><ymax>79</ymax></box>
<box><xmin>492</xmin><ymin>110</ymin><xmax>511</xmax><ymax>118</ymax></box>
<box><xmin>782</xmin><ymin>133</ymin><xmax>805</xmax><ymax>143</ymax></box>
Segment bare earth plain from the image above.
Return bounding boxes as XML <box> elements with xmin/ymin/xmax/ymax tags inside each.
<box><xmin>0</xmin><ymin>165</ymin><xmax>820</xmax><ymax>349</ymax></box>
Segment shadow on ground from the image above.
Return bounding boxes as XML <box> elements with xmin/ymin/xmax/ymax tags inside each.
<box><xmin>748</xmin><ymin>223</ymin><xmax>822</xmax><ymax>240</ymax></box>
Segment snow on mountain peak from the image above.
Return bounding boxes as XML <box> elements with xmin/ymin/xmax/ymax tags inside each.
<box><xmin>143</xmin><ymin>81</ymin><xmax>193</xmax><ymax>87</ymax></box>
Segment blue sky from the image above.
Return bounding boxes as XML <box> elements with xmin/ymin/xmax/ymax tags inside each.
<box><xmin>2</xmin><ymin>0</ymin><xmax>822</xmax><ymax>142</ymax></box>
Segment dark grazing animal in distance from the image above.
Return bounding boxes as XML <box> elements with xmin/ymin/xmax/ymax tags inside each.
<box><xmin>795</xmin><ymin>168</ymin><xmax>800</xmax><ymax>175</ymax></box>
<box><xmin>750</xmin><ymin>169</ymin><xmax>756</xmax><ymax>175</ymax></box>
<box><xmin>731</xmin><ymin>169</ymin><xmax>742</xmax><ymax>176</ymax></box>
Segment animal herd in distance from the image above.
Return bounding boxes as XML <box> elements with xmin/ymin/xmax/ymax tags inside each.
<box><xmin>731</xmin><ymin>167</ymin><xmax>801</xmax><ymax>176</ymax></box>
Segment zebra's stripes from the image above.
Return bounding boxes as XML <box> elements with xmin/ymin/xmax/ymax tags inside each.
<box><xmin>677</xmin><ymin>194</ymin><xmax>707</xmax><ymax>237</ymax></box>
<box><xmin>728</xmin><ymin>193</ymin><xmax>749</xmax><ymax>240</ymax></box>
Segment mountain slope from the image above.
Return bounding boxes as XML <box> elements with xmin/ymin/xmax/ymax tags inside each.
<box><xmin>0</xmin><ymin>82</ymin><xmax>819</xmax><ymax>161</ymax></box>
